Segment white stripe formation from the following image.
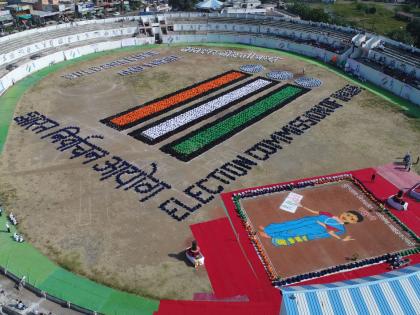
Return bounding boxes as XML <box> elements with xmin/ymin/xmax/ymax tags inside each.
<box><xmin>141</xmin><ymin>78</ymin><xmax>273</xmax><ymax>140</ymax></box>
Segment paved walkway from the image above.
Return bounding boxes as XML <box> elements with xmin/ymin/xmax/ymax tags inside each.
<box><xmin>0</xmin><ymin>274</ymin><xmax>80</xmax><ymax>315</ymax></box>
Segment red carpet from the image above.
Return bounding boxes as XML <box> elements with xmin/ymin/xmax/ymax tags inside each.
<box><xmin>155</xmin><ymin>217</ymin><xmax>281</xmax><ymax>315</ymax></box>
<box><xmin>155</xmin><ymin>167</ymin><xmax>419</xmax><ymax>315</ymax></box>
<box><xmin>156</xmin><ymin>300</ymin><xmax>278</xmax><ymax>315</ymax></box>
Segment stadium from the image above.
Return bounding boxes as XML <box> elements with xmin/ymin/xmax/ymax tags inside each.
<box><xmin>0</xmin><ymin>11</ymin><xmax>419</xmax><ymax>315</ymax></box>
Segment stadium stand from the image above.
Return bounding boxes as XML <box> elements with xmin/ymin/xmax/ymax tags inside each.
<box><xmin>1</xmin><ymin>12</ymin><xmax>419</xmax><ymax>106</ymax></box>
<box><xmin>0</xmin><ymin>21</ymin><xmax>137</xmax><ymax>57</ymax></box>
<box><xmin>281</xmin><ymin>264</ymin><xmax>420</xmax><ymax>315</ymax></box>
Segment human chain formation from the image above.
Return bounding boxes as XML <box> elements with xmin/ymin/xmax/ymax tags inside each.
<box><xmin>294</xmin><ymin>76</ymin><xmax>323</xmax><ymax>88</ymax></box>
<box><xmin>376</xmin><ymin>212</ymin><xmax>415</xmax><ymax>247</ymax></box>
<box><xmin>61</xmin><ymin>50</ymin><xmax>159</xmax><ymax>80</ymax></box>
<box><xmin>341</xmin><ymin>182</ymin><xmax>375</xmax><ymax>211</ymax></box>
<box><xmin>13</xmin><ymin>112</ymin><xmax>171</xmax><ymax>203</ymax></box>
<box><xmin>181</xmin><ymin>47</ymin><xmax>281</xmax><ymax>63</ymax></box>
<box><xmin>117</xmin><ymin>55</ymin><xmax>181</xmax><ymax>76</ymax></box>
<box><xmin>239</xmin><ymin>64</ymin><xmax>265</xmax><ymax>74</ymax></box>
<box><xmin>159</xmin><ymin>84</ymin><xmax>363</xmax><ymax>221</ymax></box>
<box><xmin>267</xmin><ymin>71</ymin><xmax>294</xmax><ymax>81</ymax></box>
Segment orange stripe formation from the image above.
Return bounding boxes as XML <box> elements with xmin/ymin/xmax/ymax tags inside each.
<box><xmin>110</xmin><ymin>71</ymin><xmax>246</xmax><ymax>127</ymax></box>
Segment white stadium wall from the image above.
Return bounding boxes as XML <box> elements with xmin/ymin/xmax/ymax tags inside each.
<box><xmin>346</xmin><ymin>58</ymin><xmax>420</xmax><ymax>105</ymax></box>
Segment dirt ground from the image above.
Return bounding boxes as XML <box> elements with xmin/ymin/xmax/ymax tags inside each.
<box><xmin>0</xmin><ymin>45</ymin><xmax>419</xmax><ymax>300</ymax></box>
<box><xmin>241</xmin><ymin>181</ymin><xmax>415</xmax><ymax>279</ymax></box>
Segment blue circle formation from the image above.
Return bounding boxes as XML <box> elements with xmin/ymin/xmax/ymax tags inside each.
<box><xmin>239</xmin><ymin>64</ymin><xmax>265</xmax><ymax>73</ymax></box>
<box><xmin>266</xmin><ymin>71</ymin><xmax>294</xmax><ymax>81</ymax></box>
<box><xmin>294</xmin><ymin>76</ymin><xmax>323</xmax><ymax>88</ymax></box>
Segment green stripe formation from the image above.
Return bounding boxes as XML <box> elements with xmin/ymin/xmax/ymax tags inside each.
<box><xmin>162</xmin><ymin>84</ymin><xmax>306</xmax><ymax>161</ymax></box>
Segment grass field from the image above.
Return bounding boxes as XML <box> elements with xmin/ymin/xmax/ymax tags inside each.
<box><xmin>308</xmin><ymin>0</ymin><xmax>408</xmax><ymax>35</ymax></box>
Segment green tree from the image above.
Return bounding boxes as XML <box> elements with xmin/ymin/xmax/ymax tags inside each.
<box><xmin>386</xmin><ymin>29</ymin><xmax>415</xmax><ymax>46</ymax></box>
<box><xmin>368</xmin><ymin>7</ymin><xmax>376</xmax><ymax>14</ymax></box>
<box><xmin>288</xmin><ymin>3</ymin><xmax>330</xmax><ymax>23</ymax></box>
<box><xmin>406</xmin><ymin>19</ymin><xmax>420</xmax><ymax>47</ymax></box>
<box><xmin>169</xmin><ymin>0</ymin><xmax>198</xmax><ymax>11</ymax></box>
<box><xmin>356</xmin><ymin>3</ymin><xmax>366</xmax><ymax>11</ymax></box>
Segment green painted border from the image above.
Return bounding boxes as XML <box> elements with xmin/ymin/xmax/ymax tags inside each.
<box><xmin>0</xmin><ymin>44</ymin><xmax>160</xmax><ymax>315</ymax></box>
<box><xmin>0</xmin><ymin>215</ymin><xmax>159</xmax><ymax>314</ymax></box>
<box><xmin>0</xmin><ymin>41</ymin><xmax>419</xmax><ymax>314</ymax></box>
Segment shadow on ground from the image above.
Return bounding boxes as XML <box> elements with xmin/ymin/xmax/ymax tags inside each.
<box><xmin>168</xmin><ymin>251</ymin><xmax>193</xmax><ymax>267</ymax></box>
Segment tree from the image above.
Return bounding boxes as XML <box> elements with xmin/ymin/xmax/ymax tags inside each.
<box><xmin>406</xmin><ymin>19</ymin><xmax>420</xmax><ymax>48</ymax></box>
<box><xmin>368</xmin><ymin>7</ymin><xmax>376</xmax><ymax>14</ymax></box>
<box><xmin>169</xmin><ymin>0</ymin><xmax>198</xmax><ymax>11</ymax></box>
<box><xmin>288</xmin><ymin>3</ymin><xmax>330</xmax><ymax>23</ymax></box>
<box><xmin>386</xmin><ymin>29</ymin><xmax>415</xmax><ymax>46</ymax></box>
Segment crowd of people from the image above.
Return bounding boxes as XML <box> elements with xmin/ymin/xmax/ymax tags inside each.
<box><xmin>387</xmin><ymin>254</ymin><xmax>410</xmax><ymax>270</ymax></box>
<box><xmin>0</xmin><ymin>285</ymin><xmax>59</xmax><ymax>315</ymax></box>
<box><xmin>239</xmin><ymin>64</ymin><xmax>265</xmax><ymax>74</ymax></box>
<box><xmin>8</xmin><ymin>212</ymin><xmax>18</xmax><ymax>225</ymax></box>
<box><xmin>358</xmin><ymin>57</ymin><xmax>420</xmax><ymax>90</ymax></box>
<box><xmin>13</xmin><ymin>233</ymin><xmax>24</xmax><ymax>243</ymax></box>
<box><xmin>267</xmin><ymin>71</ymin><xmax>294</xmax><ymax>81</ymax></box>
<box><xmin>0</xmin><ymin>204</ymin><xmax>25</xmax><ymax>243</ymax></box>
<box><xmin>294</xmin><ymin>76</ymin><xmax>323</xmax><ymax>88</ymax></box>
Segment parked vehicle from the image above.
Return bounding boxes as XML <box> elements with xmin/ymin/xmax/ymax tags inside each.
<box><xmin>6</xmin><ymin>64</ymin><xmax>18</xmax><ymax>71</ymax></box>
<box><xmin>30</xmin><ymin>54</ymin><xmax>42</xmax><ymax>60</ymax></box>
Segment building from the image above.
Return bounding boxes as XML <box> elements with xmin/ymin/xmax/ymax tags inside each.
<box><xmin>0</xmin><ymin>9</ymin><xmax>14</xmax><ymax>31</ymax></box>
<box><xmin>33</xmin><ymin>0</ymin><xmax>59</xmax><ymax>11</ymax></box>
<box><xmin>31</xmin><ymin>9</ymin><xmax>59</xmax><ymax>24</ymax></box>
<box><xmin>75</xmin><ymin>1</ymin><xmax>95</xmax><ymax>16</ymax></box>
<box><xmin>221</xmin><ymin>0</ymin><xmax>274</xmax><ymax>14</ymax></box>
<box><xmin>5</xmin><ymin>3</ymin><xmax>33</xmax><ymax>23</ymax></box>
